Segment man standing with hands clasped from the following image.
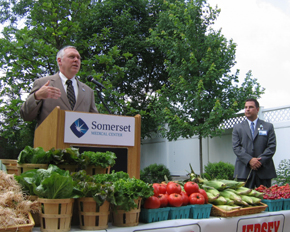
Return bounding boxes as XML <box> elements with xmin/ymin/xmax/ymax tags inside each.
<box><xmin>20</xmin><ymin>46</ymin><xmax>98</xmax><ymax>126</ymax></box>
<box><xmin>232</xmin><ymin>98</ymin><xmax>277</xmax><ymax>189</ymax></box>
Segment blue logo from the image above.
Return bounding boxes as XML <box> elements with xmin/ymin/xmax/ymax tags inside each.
<box><xmin>70</xmin><ymin>118</ymin><xmax>89</xmax><ymax>138</ymax></box>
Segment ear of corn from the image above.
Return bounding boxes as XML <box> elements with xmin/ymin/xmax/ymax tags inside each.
<box><xmin>248</xmin><ymin>189</ymin><xmax>264</xmax><ymax>199</ymax></box>
<box><xmin>215</xmin><ymin>205</ymin><xmax>241</xmax><ymax>211</ymax></box>
<box><xmin>203</xmin><ymin>180</ymin><xmax>227</xmax><ymax>190</ymax></box>
<box><xmin>218</xmin><ymin>179</ymin><xmax>245</xmax><ymax>189</ymax></box>
<box><xmin>240</xmin><ymin>195</ymin><xmax>254</xmax><ymax>205</ymax></box>
<box><xmin>247</xmin><ymin>196</ymin><xmax>262</xmax><ymax>204</ymax></box>
<box><xmin>234</xmin><ymin>187</ymin><xmax>252</xmax><ymax>195</ymax></box>
<box><xmin>212</xmin><ymin>196</ymin><xmax>227</xmax><ymax>205</ymax></box>
<box><xmin>206</xmin><ymin>192</ymin><xmax>219</xmax><ymax>202</ymax></box>
<box><xmin>206</xmin><ymin>188</ymin><xmax>220</xmax><ymax>198</ymax></box>
<box><xmin>219</xmin><ymin>189</ymin><xmax>242</xmax><ymax>203</ymax></box>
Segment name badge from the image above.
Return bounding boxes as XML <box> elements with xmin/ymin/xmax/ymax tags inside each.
<box><xmin>259</xmin><ymin>130</ymin><xmax>267</xmax><ymax>136</ymax></box>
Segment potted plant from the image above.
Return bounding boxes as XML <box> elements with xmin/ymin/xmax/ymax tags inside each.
<box><xmin>17</xmin><ymin>146</ymin><xmax>51</xmax><ymax>175</ymax></box>
<box><xmin>80</xmin><ymin>150</ymin><xmax>117</xmax><ymax>175</ymax></box>
<box><xmin>93</xmin><ymin>171</ymin><xmax>154</xmax><ymax>227</ymax></box>
<box><xmin>71</xmin><ymin>170</ymin><xmax>114</xmax><ymax>230</ymax></box>
<box><xmin>15</xmin><ymin>164</ymin><xmax>78</xmax><ymax>232</ymax></box>
<box><xmin>48</xmin><ymin>147</ymin><xmax>83</xmax><ymax>173</ymax></box>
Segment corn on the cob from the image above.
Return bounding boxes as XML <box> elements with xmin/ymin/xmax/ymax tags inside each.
<box><xmin>215</xmin><ymin>205</ymin><xmax>241</xmax><ymax>211</ymax></box>
<box><xmin>248</xmin><ymin>189</ymin><xmax>264</xmax><ymax>199</ymax></box>
<box><xmin>212</xmin><ymin>196</ymin><xmax>227</xmax><ymax>205</ymax></box>
<box><xmin>240</xmin><ymin>195</ymin><xmax>254</xmax><ymax>205</ymax></box>
<box><xmin>219</xmin><ymin>189</ymin><xmax>242</xmax><ymax>203</ymax></box>
<box><xmin>206</xmin><ymin>192</ymin><xmax>219</xmax><ymax>202</ymax></box>
<box><xmin>225</xmin><ymin>198</ymin><xmax>235</xmax><ymax>205</ymax></box>
<box><xmin>218</xmin><ymin>179</ymin><xmax>244</xmax><ymax>189</ymax></box>
<box><xmin>203</xmin><ymin>180</ymin><xmax>227</xmax><ymax>190</ymax></box>
<box><xmin>206</xmin><ymin>188</ymin><xmax>220</xmax><ymax>198</ymax></box>
<box><xmin>247</xmin><ymin>196</ymin><xmax>262</xmax><ymax>204</ymax></box>
<box><xmin>234</xmin><ymin>186</ymin><xmax>252</xmax><ymax>195</ymax></box>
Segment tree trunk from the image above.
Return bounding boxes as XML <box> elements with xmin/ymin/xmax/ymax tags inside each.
<box><xmin>199</xmin><ymin>135</ymin><xmax>203</xmax><ymax>175</ymax></box>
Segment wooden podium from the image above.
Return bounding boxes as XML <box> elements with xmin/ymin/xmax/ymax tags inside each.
<box><xmin>34</xmin><ymin>107</ymin><xmax>141</xmax><ymax>178</ymax></box>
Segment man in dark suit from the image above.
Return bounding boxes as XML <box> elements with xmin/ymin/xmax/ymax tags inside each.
<box><xmin>20</xmin><ymin>46</ymin><xmax>98</xmax><ymax>126</ymax></box>
<box><xmin>232</xmin><ymin>98</ymin><xmax>276</xmax><ymax>189</ymax></box>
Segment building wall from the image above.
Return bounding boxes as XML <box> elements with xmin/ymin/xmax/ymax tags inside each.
<box><xmin>140</xmin><ymin>106</ymin><xmax>290</xmax><ymax>176</ymax></box>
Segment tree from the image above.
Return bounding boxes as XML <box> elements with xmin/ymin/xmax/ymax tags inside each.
<box><xmin>148</xmin><ymin>0</ymin><xmax>264</xmax><ymax>174</ymax></box>
<box><xmin>77</xmin><ymin>0</ymin><xmax>170</xmax><ymax>137</ymax></box>
<box><xmin>0</xmin><ymin>0</ymin><xmax>130</xmax><ymax>157</ymax></box>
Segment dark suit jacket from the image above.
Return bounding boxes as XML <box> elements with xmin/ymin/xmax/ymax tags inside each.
<box><xmin>20</xmin><ymin>73</ymin><xmax>98</xmax><ymax>126</ymax></box>
<box><xmin>232</xmin><ymin>119</ymin><xmax>277</xmax><ymax>180</ymax></box>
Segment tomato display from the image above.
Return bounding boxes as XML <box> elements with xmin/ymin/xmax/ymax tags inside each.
<box><xmin>180</xmin><ymin>191</ymin><xmax>189</xmax><ymax>206</ymax></box>
<box><xmin>168</xmin><ymin>193</ymin><xmax>183</xmax><ymax>207</ymax></box>
<box><xmin>157</xmin><ymin>193</ymin><xmax>169</xmax><ymax>207</ymax></box>
<box><xmin>144</xmin><ymin>196</ymin><xmax>161</xmax><ymax>209</ymax></box>
<box><xmin>184</xmin><ymin>181</ymin><xmax>199</xmax><ymax>196</ymax></box>
<box><xmin>166</xmin><ymin>182</ymin><xmax>182</xmax><ymax>195</ymax></box>
<box><xmin>189</xmin><ymin>192</ymin><xmax>205</xmax><ymax>205</ymax></box>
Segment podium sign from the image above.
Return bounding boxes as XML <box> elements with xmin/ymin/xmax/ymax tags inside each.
<box><xmin>64</xmin><ymin>111</ymin><xmax>135</xmax><ymax>146</ymax></box>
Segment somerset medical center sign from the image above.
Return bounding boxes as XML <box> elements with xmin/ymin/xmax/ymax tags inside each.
<box><xmin>64</xmin><ymin>111</ymin><xmax>135</xmax><ymax>146</ymax></box>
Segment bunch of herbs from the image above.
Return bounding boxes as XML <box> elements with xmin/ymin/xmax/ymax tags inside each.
<box><xmin>71</xmin><ymin>170</ymin><xmax>115</xmax><ymax>206</ymax></box>
<box><xmin>81</xmin><ymin>151</ymin><xmax>117</xmax><ymax>169</ymax></box>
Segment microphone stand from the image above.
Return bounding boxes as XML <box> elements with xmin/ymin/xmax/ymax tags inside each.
<box><xmin>95</xmin><ymin>86</ymin><xmax>112</xmax><ymax>114</ymax></box>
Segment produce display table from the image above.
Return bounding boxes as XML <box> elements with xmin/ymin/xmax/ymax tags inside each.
<box><xmin>32</xmin><ymin>210</ymin><xmax>290</xmax><ymax>232</ymax></box>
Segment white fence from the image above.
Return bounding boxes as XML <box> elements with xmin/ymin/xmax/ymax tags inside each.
<box><xmin>140</xmin><ymin>105</ymin><xmax>290</xmax><ymax>176</ymax></box>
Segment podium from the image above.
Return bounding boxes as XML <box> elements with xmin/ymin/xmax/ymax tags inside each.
<box><xmin>34</xmin><ymin>107</ymin><xmax>141</xmax><ymax>178</ymax></box>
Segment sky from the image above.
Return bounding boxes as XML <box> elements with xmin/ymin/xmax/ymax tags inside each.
<box><xmin>207</xmin><ymin>0</ymin><xmax>290</xmax><ymax>109</ymax></box>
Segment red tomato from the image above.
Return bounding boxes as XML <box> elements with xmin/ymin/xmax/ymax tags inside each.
<box><xmin>189</xmin><ymin>193</ymin><xmax>205</xmax><ymax>205</ymax></box>
<box><xmin>166</xmin><ymin>182</ymin><xmax>181</xmax><ymax>194</ymax></box>
<box><xmin>157</xmin><ymin>193</ymin><xmax>168</xmax><ymax>207</ymax></box>
<box><xmin>152</xmin><ymin>183</ymin><xmax>160</xmax><ymax>197</ymax></box>
<box><xmin>180</xmin><ymin>191</ymin><xmax>189</xmax><ymax>206</ymax></box>
<box><xmin>144</xmin><ymin>196</ymin><xmax>161</xmax><ymax>209</ymax></box>
<box><xmin>184</xmin><ymin>181</ymin><xmax>199</xmax><ymax>196</ymax></box>
<box><xmin>153</xmin><ymin>183</ymin><xmax>167</xmax><ymax>194</ymax></box>
<box><xmin>159</xmin><ymin>183</ymin><xmax>167</xmax><ymax>194</ymax></box>
<box><xmin>198</xmin><ymin>189</ymin><xmax>208</xmax><ymax>204</ymax></box>
<box><xmin>168</xmin><ymin>193</ymin><xmax>183</xmax><ymax>207</ymax></box>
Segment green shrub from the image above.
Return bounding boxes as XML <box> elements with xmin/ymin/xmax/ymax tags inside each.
<box><xmin>274</xmin><ymin>159</ymin><xmax>290</xmax><ymax>186</ymax></box>
<box><xmin>203</xmin><ymin>161</ymin><xmax>235</xmax><ymax>180</ymax></box>
<box><xmin>140</xmin><ymin>163</ymin><xmax>172</xmax><ymax>183</ymax></box>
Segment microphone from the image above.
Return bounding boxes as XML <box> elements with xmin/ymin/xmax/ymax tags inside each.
<box><xmin>87</xmin><ymin>75</ymin><xmax>106</xmax><ymax>89</ymax></box>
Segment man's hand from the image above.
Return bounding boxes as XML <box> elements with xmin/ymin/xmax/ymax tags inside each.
<box><xmin>34</xmin><ymin>81</ymin><xmax>61</xmax><ymax>100</ymax></box>
<box><xmin>249</xmin><ymin>157</ymin><xmax>262</xmax><ymax>170</ymax></box>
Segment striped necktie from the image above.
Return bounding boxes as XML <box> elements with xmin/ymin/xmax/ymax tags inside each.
<box><xmin>66</xmin><ymin>79</ymin><xmax>76</xmax><ymax>110</ymax></box>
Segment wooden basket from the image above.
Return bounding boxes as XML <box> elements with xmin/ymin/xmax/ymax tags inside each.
<box><xmin>210</xmin><ymin>203</ymin><xmax>268</xmax><ymax>217</ymax></box>
<box><xmin>57</xmin><ymin>164</ymin><xmax>78</xmax><ymax>173</ymax></box>
<box><xmin>85</xmin><ymin>165</ymin><xmax>111</xmax><ymax>175</ymax></box>
<box><xmin>38</xmin><ymin>198</ymin><xmax>74</xmax><ymax>232</ymax></box>
<box><xmin>27</xmin><ymin>195</ymin><xmax>41</xmax><ymax>227</ymax></box>
<box><xmin>17</xmin><ymin>163</ymin><xmax>48</xmax><ymax>175</ymax></box>
<box><xmin>111</xmin><ymin>198</ymin><xmax>142</xmax><ymax>227</ymax></box>
<box><xmin>1</xmin><ymin>159</ymin><xmax>18</xmax><ymax>175</ymax></box>
<box><xmin>0</xmin><ymin>212</ymin><xmax>35</xmax><ymax>232</ymax></box>
<box><xmin>78</xmin><ymin>198</ymin><xmax>110</xmax><ymax>230</ymax></box>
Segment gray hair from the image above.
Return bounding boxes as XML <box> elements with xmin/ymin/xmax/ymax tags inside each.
<box><xmin>56</xmin><ymin>46</ymin><xmax>77</xmax><ymax>68</ymax></box>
